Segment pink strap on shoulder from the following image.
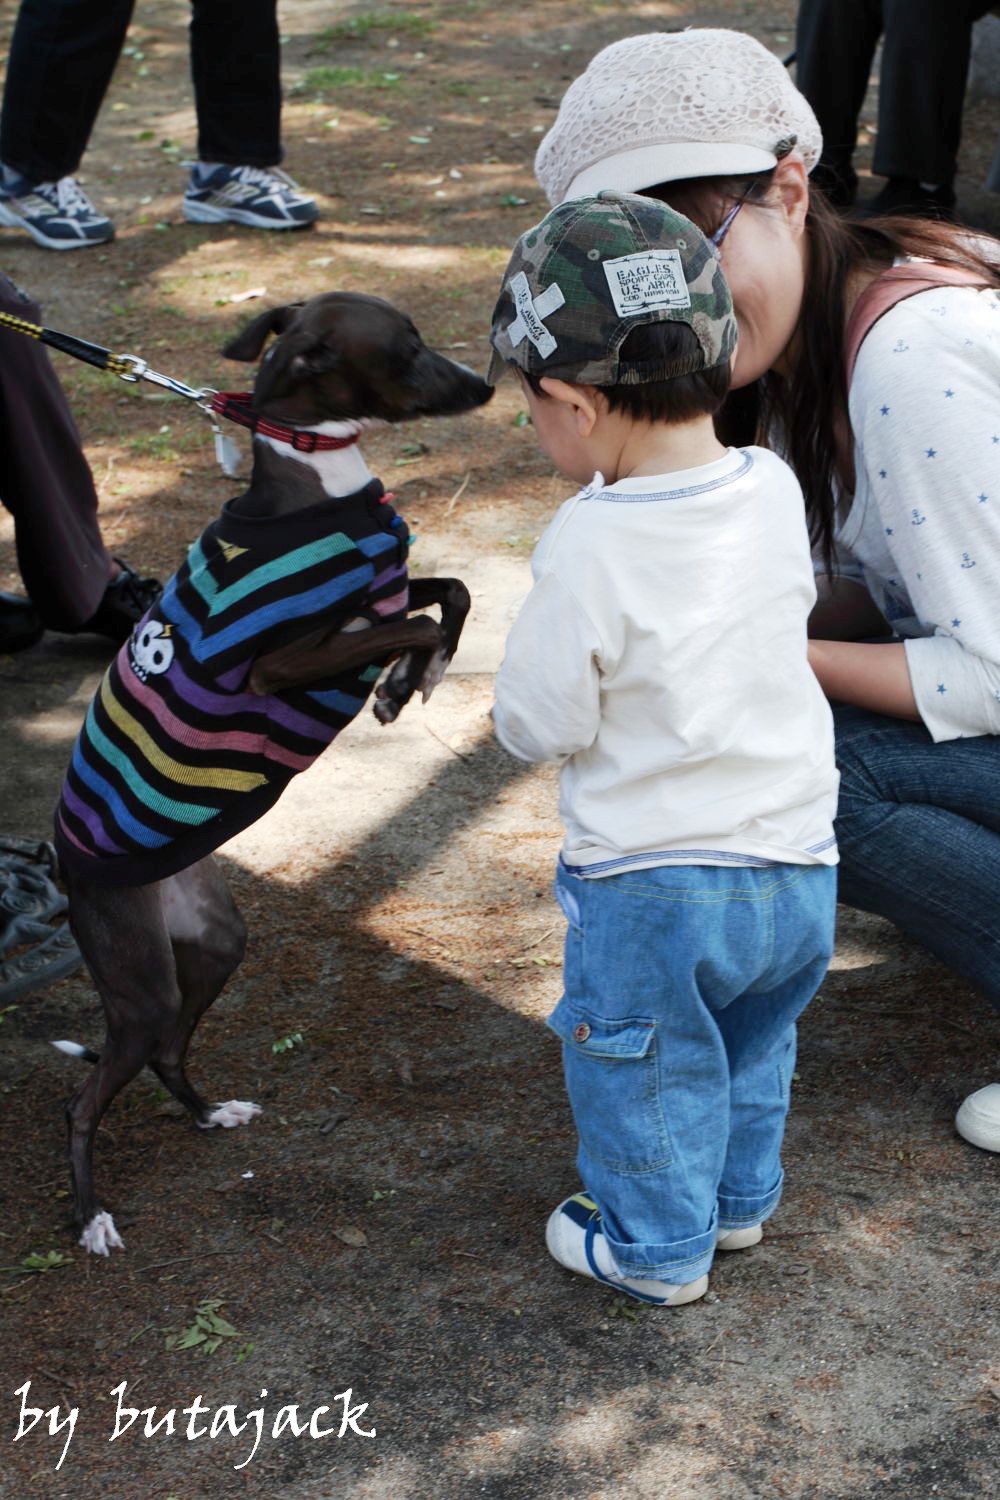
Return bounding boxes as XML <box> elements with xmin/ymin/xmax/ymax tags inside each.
<box><xmin>844</xmin><ymin>263</ymin><xmax>988</xmax><ymax>383</ymax></box>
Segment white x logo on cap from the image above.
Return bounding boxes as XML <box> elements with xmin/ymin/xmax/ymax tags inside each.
<box><xmin>506</xmin><ymin>272</ymin><xmax>566</xmax><ymax>359</ymax></box>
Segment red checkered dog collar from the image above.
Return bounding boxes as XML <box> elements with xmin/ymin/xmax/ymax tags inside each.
<box><xmin>209</xmin><ymin>391</ymin><xmax>361</xmax><ymax>453</ymax></box>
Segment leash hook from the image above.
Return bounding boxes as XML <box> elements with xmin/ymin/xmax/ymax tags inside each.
<box><xmin>114</xmin><ymin>353</ymin><xmax>148</xmax><ymax>384</ymax></box>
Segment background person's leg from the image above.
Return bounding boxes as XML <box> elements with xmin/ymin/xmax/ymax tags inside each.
<box><xmin>834</xmin><ymin>705</ymin><xmax>1000</xmax><ymax>1010</ymax></box>
<box><xmin>189</xmin><ymin>0</ymin><xmax>282</xmax><ymax>168</ymax></box>
<box><xmin>873</xmin><ymin>0</ymin><xmax>996</xmax><ymax>193</ymax></box>
<box><xmin>0</xmin><ymin>0</ymin><xmax>136</xmax><ymax>182</ymax></box>
<box><xmin>795</xmin><ymin>0</ymin><xmax>883</xmax><ymax>206</ymax></box>
<box><xmin>183</xmin><ymin>0</ymin><xmax>316</xmax><ymax>230</ymax></box>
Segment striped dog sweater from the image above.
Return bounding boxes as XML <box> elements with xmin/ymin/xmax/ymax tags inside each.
<box><xmin>55</xmin><ymin>479</ymin><xmax>409</xmax><ymax>885</ymax></box>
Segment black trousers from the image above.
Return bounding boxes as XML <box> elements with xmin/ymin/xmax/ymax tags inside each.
<box><xmin>0</xmin><ymin>0</ymin><xmax>282</xmax><ymax>182</ymax></box>
<box><xmin>795</xmin><ymin>0</ymin><xmax>995</xmax><ymax>186</ymax></box>
<box><xmin>0</xmin><ymin>274</ymin><xmax>112</xmax><ymax>629</ymax></box>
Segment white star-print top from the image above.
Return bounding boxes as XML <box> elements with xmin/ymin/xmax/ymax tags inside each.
<box><xmin>833</xmin><ymin>283</ymin><xmax>1000</xmax><ymax>741</ymax></box>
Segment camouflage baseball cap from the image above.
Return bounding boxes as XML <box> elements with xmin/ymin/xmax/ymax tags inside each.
<box><xmin>487</xmin><ymin>190</ymin><xmax>735</xmax><ymax>387</ymax></box>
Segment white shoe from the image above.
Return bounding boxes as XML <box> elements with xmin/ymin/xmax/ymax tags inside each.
<box><xmin>955</xmin><ymin>1084</ymin><xmax>1000</xmax><ymax>1153</ymax></box>
<box><xmin>716</xmin><ymin>1222</ymin><xmax>763</xmax><ymax>1250</ymax></box>
<box><xmin>546</xmin><ymin>1193</ymin><xmax>708</xmax><ymax>1306</ymax></box>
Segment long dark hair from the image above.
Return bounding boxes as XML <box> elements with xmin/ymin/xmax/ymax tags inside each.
<box><xmin>646</xmin><ymin>172</ymin><xmax>1000</xmax><ymax>563</ymax></box>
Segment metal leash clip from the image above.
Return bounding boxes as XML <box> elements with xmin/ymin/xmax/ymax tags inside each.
<box><xmin>113</xmin><ymin>351</ymin><xmax>217</xmax><ymax>408</ymax></box>
<box><xmin>113</xmin><ymin>351</ymin><xmax>238</xmax><ymax>474</ymax></box>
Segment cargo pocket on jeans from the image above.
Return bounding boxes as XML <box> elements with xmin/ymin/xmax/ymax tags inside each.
<box><xmin>546</xmin><ymin>999</ymin><xmax>671</xmax><ymax>1174</ymax></box>
<box><xmin>554</xmin><ymin>868</ymin><xmax>582</xmax><ymax>931</ymax></box>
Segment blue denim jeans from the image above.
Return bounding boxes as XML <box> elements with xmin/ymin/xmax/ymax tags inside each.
<box><xmin>834</xmin><ymin>705</ymin><xmax>1000</xmax><ymax>1011</ymax></box>
<box><xmin>548</xmin><ymin>862</ymin><xmax>836</xmax><ymax>1285</ymax></box>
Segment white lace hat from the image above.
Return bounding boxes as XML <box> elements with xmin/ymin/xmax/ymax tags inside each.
<box><xmin>535</xmin><ymin>29</ymin><xmax>823</xmax><ymax>206</ymax></box>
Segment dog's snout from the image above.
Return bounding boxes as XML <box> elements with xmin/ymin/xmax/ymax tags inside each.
<box><xmin>406</xmin><ymin>347</ymin><xmax>494</xmax><ymax>417</ymax></box>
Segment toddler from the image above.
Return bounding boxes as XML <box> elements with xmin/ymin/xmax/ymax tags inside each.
<box><xmin>490</xmin><ymin>192</ymin><xmax>839</xmax><ymax>1306</ymax></box>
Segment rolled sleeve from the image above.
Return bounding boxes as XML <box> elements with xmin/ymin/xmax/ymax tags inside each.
<box><xmin>904</xmin><ymin>634</ymin><xmax>1000</xmax><ymax>741</ymax></box>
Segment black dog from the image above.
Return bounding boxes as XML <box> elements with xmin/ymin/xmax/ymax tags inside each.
<box><xmin>53</xmin><ymin>293</ymin><xmax>492</xmax><ymax>1253</ymax></box>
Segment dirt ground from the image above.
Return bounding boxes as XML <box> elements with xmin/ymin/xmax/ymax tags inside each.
<box><xmin>0</xmin><ymin>3</ymin><xmax>998</xmax><ymax>1498</ymax></box>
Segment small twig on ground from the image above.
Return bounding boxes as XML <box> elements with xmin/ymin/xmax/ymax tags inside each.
<box><xmin>831</xmin><ymin>1004</ymin><xmax>919</xmax><ymax>1018</ymax></box>
<box><xmin>445</xmin><ymin>470</ymin><xmax>471</xmax><ymax>516</ymax></box>
<box><xmin>126</xmin><ymin>1322</ymin><xmax>157</xmax><ymax>1346</ymax></box>
<box><xmin>704</xmin><ymin>1327</ymin><xmax>726</xmax><ymax>1355</ymax></box>
<box><xmin>425</xmin><ymin>721</ymin><xmax>471</xmax><ymax>759</ymax></box>
<box><xmin>36</xmin><ymin>1368</ymin><xmax>76</xmax><ymax>1410</ymax></box>
<box><xmin>937</xmin><ymin>1017</ymin><xmax>977</xmax><ymax>1038</ymax></box>
<box><xmin>137</xmin><ymin>1249</ymin><xmax>246</xmax><ymax>1274</ymax></box>
<box><xmin>400</xmin><ymin>925</ymin><xmax>449</xmax><ymax>949</ymax></box>
<box><xmin>518</xmin><ymin>926</ymin><xmax>557</xmax><ymax>954</ymax></box>
<box><xmin>765</xmin><ymin>1229</ymin><xmax>835</xmax><ymax>1238</ymax></box>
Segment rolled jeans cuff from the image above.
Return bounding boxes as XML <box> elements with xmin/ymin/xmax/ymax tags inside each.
<box><xmin>717</xmin><ymin>1170</ymin><xmax>783</xmax><ymax>1229</ymax></box>
<box><xmin>603</xmin><ymin>1205</ymin><xmax>719</xmax><ymax>1285</ymax></box>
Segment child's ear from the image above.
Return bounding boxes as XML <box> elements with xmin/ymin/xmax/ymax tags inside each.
<box><xmin>539</xmin><ymin>377</ymin><xmax>599</xmax><ymax>437</ymax></box>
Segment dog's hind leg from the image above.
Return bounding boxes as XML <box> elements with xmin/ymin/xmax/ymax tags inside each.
<box><xmin>153</xmin><ymin>856</ymin><xmax>255</xmax><ymax>1130</ymax></box>
<box><xmin>62</xmin><ymin>875</ymin><xmax>185</xmax><ymax>1254</ymax></box>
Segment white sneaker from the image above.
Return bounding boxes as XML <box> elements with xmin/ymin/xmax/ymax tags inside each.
<box><xmin>955</xmin><ymin>1084</ymin><xmax>1000</xmax><ymax>1153</ymax></box>
<box><xmin>716</xmin><ymin>1222</ymin><xmax>763</xmax><ymax>1250</ymax></box>
<box><xmin>546</xmin><ymin>1193</ymin><xmax>709</xmax><ymax>1306</ymax></box>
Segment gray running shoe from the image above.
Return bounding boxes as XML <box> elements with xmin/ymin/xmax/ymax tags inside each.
<box><xmin>182</xmin><ymin>163</ymin><xmax>318</xmax><ymax>230</ymax></box>
<box><xmin>0</xmin><ymin>173</ymin><xmax>114</xmax><ymax>249</ymax></box>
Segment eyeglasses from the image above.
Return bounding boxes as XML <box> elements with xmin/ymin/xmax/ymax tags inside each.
<box><xmin>708</xmin><ymin>135</ymin><xmax>797</xmax><ymax>249</ymax></box>
<box><xmin>709</xmin><ymin>196</ymin><xmax>745</xmax><ymax>247</ymax></box>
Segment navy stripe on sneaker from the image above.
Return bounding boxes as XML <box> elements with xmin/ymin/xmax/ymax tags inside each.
<box><xmin>582</xmin><ymin>1214</ymin><xmax>671</xmax><ymax>1304</ymax></box>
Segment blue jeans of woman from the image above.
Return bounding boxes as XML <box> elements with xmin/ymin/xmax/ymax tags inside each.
<box><xmin>834</xmin><ymin>704</ymin><xmax>1000</xmax><ymax>1012</ymax></box>
<box><xmin>548</xmin><ymin>862</ymin><xmax>836</xmax><ymax>1286</ymax></box>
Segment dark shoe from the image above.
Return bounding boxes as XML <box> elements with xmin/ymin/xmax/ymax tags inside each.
<box><xmin>0</xmin><ymin>590</ymin><xmax>43</xmax><ymax>653</ymax></box>
<box><xmin>860</xmin><ymin>177</ymin><xmax>957</xmax><ymax>221</ymax></box>
<box><xmin>182</xmin><ymin>163</ymin><xmax>319</xmax><ymax>230</ymax></box>
<box><xmin>80</xmin><ymin>559</ymin><xmax>161</xmax><ymax>644</ymax></box>
<box><xmin>0</xmin><ymin>171</ymin><xmax>114</xmax><ymax>250</ymax></box>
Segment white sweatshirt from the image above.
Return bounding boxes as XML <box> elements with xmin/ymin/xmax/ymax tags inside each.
<box><xmin>838</xmin><ymin>283</ymin><xmax>1000</xmax><ymax>741</ymax></box>
<box><xmin>492</xmin><ymin>446</ymin><xmax>839</xmax><ymax>877</ymax></box>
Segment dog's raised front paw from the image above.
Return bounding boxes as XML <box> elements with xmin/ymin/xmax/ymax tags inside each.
<box><xmin>202</xmin><ymin>1099</ymin><xmax>263</xmax><ymax>1129</ymax></box>
<box><xmin>79</xmin><ymin>1210</ymin><xmax>125</xmax><ymax>1256</ymax></box>
<box><xmin>373</xmin><ymin>690</ymin><xmax>401</xmax><ymax>724</ymax></box>
<box><xmin>419</xmin><ymin>649</ymin><xmax>450</xmax><ymax>702</ymax></box>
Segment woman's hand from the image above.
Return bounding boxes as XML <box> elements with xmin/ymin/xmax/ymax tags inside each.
<box><xmin>807</xmin><ymin>639</ymin><xmax>920</xmax><ymax>720</ymax></box>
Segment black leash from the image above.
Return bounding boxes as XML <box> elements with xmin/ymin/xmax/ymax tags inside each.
<box><xmin>0</xmin><ymin>305</ymin><xmax>254</xmax><ymax>468</ymax></box>
<box><xmin>0</xmin><ymin>306</ymin><xmax>216</xmax><ymax>404</ymax></box>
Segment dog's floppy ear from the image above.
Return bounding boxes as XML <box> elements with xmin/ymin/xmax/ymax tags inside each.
<box><xmin>221</xmin><ymin>303</ymin><xmax>304</xmax><ymax>361</ymax></box>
